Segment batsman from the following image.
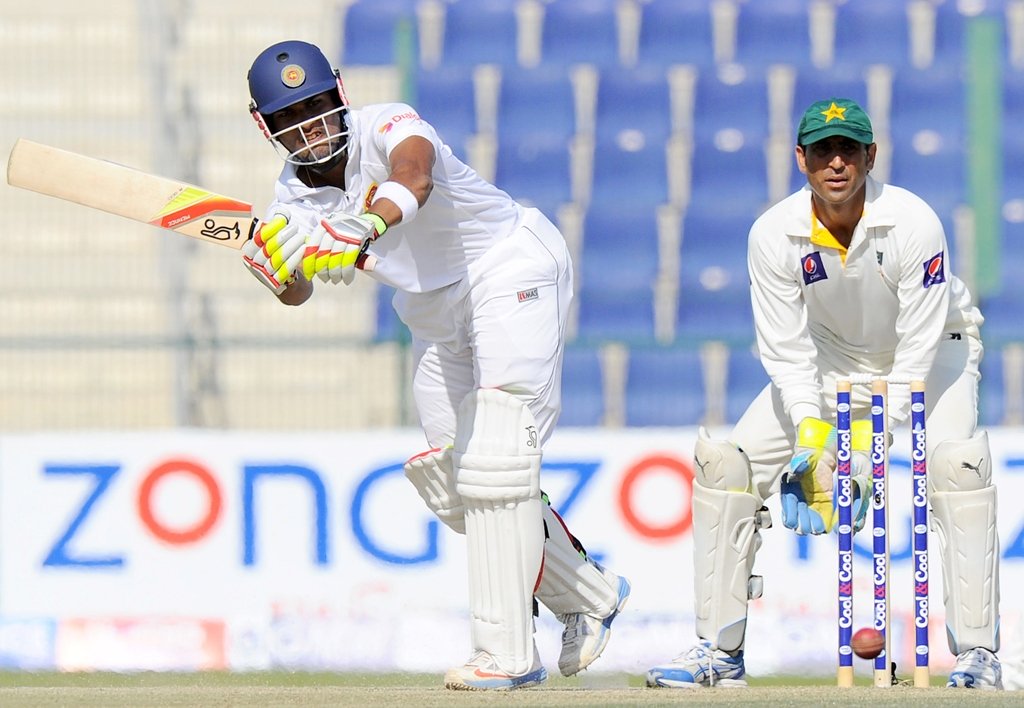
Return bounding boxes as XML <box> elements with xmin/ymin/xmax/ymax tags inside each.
<box><xmin>240</xmin><ymin>40</ymin><xmax>629</xmax><ymax>690</ymax></box>
<box><xmin>647</xmin><ymin>98</ymin><xmax>1002</xmax><ymax>689</ymax></box>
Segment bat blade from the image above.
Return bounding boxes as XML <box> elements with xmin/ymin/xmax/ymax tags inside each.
<box><xmin>6</xmin><ymin>138</ymin><xmax>253</xmax><ymax>249</ymax></box>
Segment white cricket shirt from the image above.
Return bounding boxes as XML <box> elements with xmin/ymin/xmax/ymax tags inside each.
<box><xmin>264</xmin><ymin>102</ymin><xmax>522</xmax><ymax>292</ymax></box>
<box><xmin>748</xmin><ymin>176</ymin><xmax>983</xmax><ymax>426</ymax></box>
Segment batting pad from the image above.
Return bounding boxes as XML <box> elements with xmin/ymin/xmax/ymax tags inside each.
<box><xmin>931</xmin><ymin>433</ymin><xmax>1000</xmax><ymax>653</ymax></box>
<box><xmin>692</xmin><ymin>484</ymin><xmax>764</xmax><ymax>653</ymax></box>
<box><xmin>404</xmin><ymin>447</ymin><xmax>466</xmax><ymax>534</ymax></box>
<box><xmin>454</xmin><ymin>389</ymin><xmax>544</xmax><ymax>675</ymax></box>
<box><xmin>535</xmin><ymin>504</ymin><xmax>620</xmax><ymax>618</ymax></box>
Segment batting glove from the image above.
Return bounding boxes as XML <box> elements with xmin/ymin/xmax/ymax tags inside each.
<box><xmin>242</xmin><ymin>212</ymin><xmax>305</xmax><ymax>294</ymax></box>
<box><xmin>303</xmin><ymin>211</ymin><xmax>386</xmax><ymax>286</ymax></box>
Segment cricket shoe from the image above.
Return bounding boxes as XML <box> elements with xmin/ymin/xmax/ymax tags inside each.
<box><xmin>947</xmin><ymin>647</ymin><xmax>1003</xmax><ymax>689</ymax></box>
<box><xmin>557</xmin><ymin>570</ymin><xmax>632</xmax><ymax>676</ymax></box>
<box><xmin>646</xmin><ymin>640</ymin><xmax>747</xmax><ymax>688</ymax></box>
<box><xmin>444</xmin><ymin>650</ymin><xmax>547</xmax><ymax>691</ymax></box>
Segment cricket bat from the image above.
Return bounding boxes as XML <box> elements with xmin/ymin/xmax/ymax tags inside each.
<box><xmin>5</xmin><ymin>138</ymin><xmax>376</xmax><ymax>269</ymax></box>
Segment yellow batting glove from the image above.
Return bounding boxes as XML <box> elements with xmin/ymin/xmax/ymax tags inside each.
<box><xmin>242</xmin><ymin>212</ymin><xmax>304</xmax><ymax>294</ymax></box>
<box><xmin>303</xmin><ymin>211</ymin><xmax>386</xmax><ymax>285</ymax></box>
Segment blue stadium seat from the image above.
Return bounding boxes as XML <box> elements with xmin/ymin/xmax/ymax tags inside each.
<box><xmin>493</xmin><ymin>135</ymin><xmax>572</xmax><ymax>217</ymax></box>
<box><xmin>676</xmin><ymin>203</ymin><xmax>755</xmax><ymax>345</ymax></box>
<box><xmin>791</xmin><ymin>65</ymin><xmax>871</xmax><ymax>134</ymax></box>
<box><xmin>887</xmin><ymin>134</ymin><xmax>965</xmax><ymax>240</ymax></box>
<box><xmin>375</xmin><ymin>284</ymin><xmax>409</xmax><ymax>342</ymax></box>
<box><xmin>575</xmin><ymin>205</ymin><xmax>659</xmax><ymax>342</ymax></box>
<box><xmin>734</xmin><ymin>0</ymin><xmax>814</xmax><ymax>68</ymax></box>
<box><xmin>725</xmin><ymin>345</ymin><xmax>770</xmax><ymax>424</ymax></box>
<box><xmin>980</xmin><ymin>291</ymin><xmax>1023</xmax><ymax>346</ymax></box>
<box><xmin>342</xmin><ymin>0</ymin><xmax>419</xmax><ymax>66</ymax></box>
<box><xmin>636</xmin><ymin>0</ymin><xmax>715</xmax><ymax>66</ymax></box>
<box><xmin>624</xmin><ymin>347</ymin><xmax>706</xmax><ymax>426</ymax></box>
<box><xmin>688</xmin><ymin>138</ymin><xmax>770</xmax><ymax>214</ymax></box>
<box><xmin>497</xmin><ymin>66</ymin><xmax>577</xmax><ymax>143</ymax></box>
<box><xmin>559</xmin><ymin>346</ymin><xmax>605</xmax><ymax>426</ymax></box>
<box><xmin>889</xmin><ymin>65</ymin><xmax>965</xmax><ymax>144</ymax></box>
<box><xmin>595</xmin><ymin>64</ymin><xmax>673</xmax><ymax>144</ymax></box>
<box><xmin>590</xmin><ymin>134</ymin><xmax>669</xmax><ymax>208</ymax></box>
<box><xmin>832</xmin><ymin>0</ymin><xmax>912</xmax><ymax>69</ymax></box>
<box><xmin>978</xmin><ymin>345</ymin><xmax>1006</xmax><ymax>426</ymax></box>
<box><xmin>414</xmin><ymin>66</ymin><xmax>477</xmax><ymax>157</ymax></box>
<box><xmin>692</xmin><ymin>64</ymin><xmax>770</xmax><ymax>146</ymax></box>
<box><xmin>442</xmin><ymin>0</ymin><xmax>519</xmax><ymax>66</ymax></box>
<box><xmin>540</xmin><ymin>0</ymin><xmax>621</xmax><ymax>67</ymax></box>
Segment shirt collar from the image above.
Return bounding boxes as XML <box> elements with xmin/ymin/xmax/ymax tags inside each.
<box><xmin>783</xmin><ymin>176</ymin><xmax>896</xmax><ymax>239</ymax></box>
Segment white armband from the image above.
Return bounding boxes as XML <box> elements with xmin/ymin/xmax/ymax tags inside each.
<box><xmin>373</xmin><ymin>180</ymin><xmax>419</xmax><ymax>225</ymax></box>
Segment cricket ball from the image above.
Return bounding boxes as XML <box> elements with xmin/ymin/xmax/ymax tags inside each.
<box><xmin>851</xmin><ymin>627</ymin><xmax>885</xmax><ymax>659</ymax></box>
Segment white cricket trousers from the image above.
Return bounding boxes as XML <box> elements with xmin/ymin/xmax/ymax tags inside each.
<box><xmin>393</xmin><ymin>208</ymin><xmax>573</xmax><ymax>448</ymax></box>
<box><xmin>732</xmin><ymin>331</ymin><xmax>983</xmax><ymax>505</ymax></box>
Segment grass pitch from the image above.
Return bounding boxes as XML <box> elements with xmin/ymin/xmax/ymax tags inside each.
<box><xmin>0</xmin><ymin>671</ymin><xmax>1019</xmax><ymax>707</ymax></box>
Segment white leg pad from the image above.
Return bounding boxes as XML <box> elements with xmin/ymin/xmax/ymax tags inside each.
<box><xmin>534</xmin><ymin>504</ymin><xmax>619</xmax><ymax>618</ymax></box>
<box><xmin>929</xmin><ymin>432</ymin><xmax>1001</xmax><ymax>653</ymax></box>
<box><xmin>403</xmin><ymin>447</ymin><xmax>466</xmax><ymax>534</ymax></box>
<box><xmin>691</xmin><ymin>427</ymin><xmax>765</xmax><ymax>652</ymax></box>
<box><xmin>692</xmin><ymin>484</ymin><xmax>763</xmax><ymax>652</ymax></box>
<box><xmin>454</xmin><ymin>389</ymin><xmax>544</xmax><ymax>675</ymax></box>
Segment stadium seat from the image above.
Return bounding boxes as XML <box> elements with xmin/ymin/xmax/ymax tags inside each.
<box><xmin>559</xmin><ymin>345</ymin><xmax>605</xmax><ymax>426</ymax></box>
<box><xmin>889</xmin><ymin>65</ymin><xmax>965</xmax><ymax>144</ymax></box>
<box><xmin>624</xmin><ymin>347</ymin><xmax>706</xmax><ymax>426</ymax></box>
<box><xmin>414</xmin><ymin>65</ymin><xmax>478</xmax><ymax>157</ymax></box>
<box><xmin>441</xmin><ymin>0</ymin><xmax>519</xmax><ymax>67</ymax></box>
<box><xmin>539</xmin><ymin>0</ymin><xmax>622</xmax><ymax>68</ymax></box>
<box><xmin>725</xmin><ymin>345</ymin><xmax>770</xmax><ymax>424</ymax></box>
<box><xmin>688</xmin><ymin>137</ymin><xmax>771</xmax><ymax>214</ymax></box>
<box><xmin>589</xmin><ymin>134</ymin><xmax>669</xmax><ymax>208</ymax></box>
<box><xmin>887</xmin><ymin>133</ymin><xmax>965</xmax><ymax>238</ymax></box>
<box><xmin>692</xmin><ymin>63</ymin><xmax>770</xmax><ymax>146</ymax></box>
<box><xmin>676</xmin><ymin>282</ymin><xmax>754</xmax><ymax>346</ymax></box>
<box><xmin>832</xmin><ymin>0</ymin><xmax>913</xmax><ymax>69</ymax></box>
<box><xmin>575</xmin><ymin>205</ymin><xmax>659</xmax><ymax>343</ymax></box>
<box><xmin>342</xmin><ymin>0</ymin><xmax>420</xmax><ymax>66</ymax></box>
<box><xmin>791</xmin><ymin>65</ymin><xmax>871</xmax><ymax>132</ymax></box>
<box><xmin>734</xmin><ymin>0</ymin><xmax>814</xmax><ymax>68</ymax></box>
<box><xmin>493</xmin><ymin>135</ymin><xmax>573</xmax><ymax>217</ymax></box>
<box><xmin>636</xmin><ymin>0</ymin><xmax>715</xmax><ymax>66</ymax></box>
<box><xmin>594</xmin><ymin>64</ymin><xmax>673</xmax><ymax>144</ymax></box>
<box><xmin>375</xmin><ymin>284</ymin><xmax>410</xmax><ymax>342</ymax></box>
<box><xmin>496</xmin><ymin>66</ymin><xmax>577</xmax><ymax>143</ymax></box>
<box><xmin>978</xmin><ymin>344</ymin><xmax>1006</xmax><ymax>426</ymax></box>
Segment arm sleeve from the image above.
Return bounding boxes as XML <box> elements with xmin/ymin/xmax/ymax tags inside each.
<box><xmin>887</xmin><ymin>205</ymin><xmax>950</xmax><ymax>426</ymax></box>
<box><xmin>748</xmin><ymin>223</ymin><xmax>824</xmax><ymax>427</ymax></box>
<box><xmin>367</xmin><ymin>103</ymin><xmax>441</xmax><ymax>158</ymax></box>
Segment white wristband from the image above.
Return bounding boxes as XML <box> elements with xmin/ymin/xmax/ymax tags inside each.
<box><xmin>373</xmin><ymin>180</ymin><xmax>419</xmax><ymax>225</ymax></box>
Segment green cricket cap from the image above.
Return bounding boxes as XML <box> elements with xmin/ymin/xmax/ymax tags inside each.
<box><xmin>797</xmin><ymin>98</ymin><xmax>874</xmax><ymax>146</ymax></box>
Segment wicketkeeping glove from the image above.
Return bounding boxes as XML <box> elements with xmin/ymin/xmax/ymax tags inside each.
<box><xmin>241</xmin><ymin>212</ymin><xmax>305</xmax><ymax>294</ymax></box>
<box><xmin>781</xmin><ymin>418</ymin><xmax>873</xmax><ymax>535</ymax></box>
<box><xmin>303</xmin><ymin>211</ymin><xmax>386</xmax><ymax>285</ymax></box>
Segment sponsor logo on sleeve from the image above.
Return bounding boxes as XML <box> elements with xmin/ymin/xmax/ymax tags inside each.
<box><xmin>801</xmin><ymin>252</ymin><xmax>828</xmax><ymax>285</ymax></box>
<box><xmin>517</xmin><ymin>288</ymin><xmax>539</xmax><ymax>303</ymax></box>
<box><xmin>922</xmin><ymin>252</ymin><xmax>945</xmax><ymax>288</ymax></box>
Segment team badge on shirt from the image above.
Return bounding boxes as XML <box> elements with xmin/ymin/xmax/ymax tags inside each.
<box><xmin>801</xmin><ymin>252</ymin><xmax>828</xmax><ymax>285</ymax></box>
<box><xmin>922</xmin><ymin>251</ymin><xmax>946</xmax><ymax>288</ymax></box>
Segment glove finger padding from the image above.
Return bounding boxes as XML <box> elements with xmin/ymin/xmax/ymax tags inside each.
<box><xmin>243</xmin><ymin>213</ymin><xmax>300</xmax><ymax>294</ymax></box>
<box><xmin>304</xmin><ymin>212</ymin><xmax>377</xmax><ymax>286</ymax></box>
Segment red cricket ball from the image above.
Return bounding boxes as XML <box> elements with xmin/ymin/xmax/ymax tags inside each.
<box><xmin>851</xmin><ymin>627</ymin><xmax>885</xmax><ymax>659</ymax></box>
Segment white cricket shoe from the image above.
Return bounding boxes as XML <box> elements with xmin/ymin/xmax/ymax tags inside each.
<box><xmin>947</xmin><ymin>647</ymin><xmax>1003</xmax><ymax>689</ymax></box>
<box><xmin>444</xmin><ymin>650</ymin><xmax>547</xmax><ymax>691</ymax></box>
<box><xmin>646</xmin><ymin>640</ymin><xmax>747</xmax><ymax>688</ymax></box>
<box><xmin>557</xmin><ymin>571</ymin><xmax>632</xmax><ymax>676</ymax></box>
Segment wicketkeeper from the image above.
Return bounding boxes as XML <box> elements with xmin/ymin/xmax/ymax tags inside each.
<box><xmin>647</xmin><ymin>98</ymin><xmax>1002</xmax><ymax>690</ymax></box>
<box><xmin>241</xmin><ymin>40</ymin><xmax>630</xmax><ymax>691</ymax></box>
